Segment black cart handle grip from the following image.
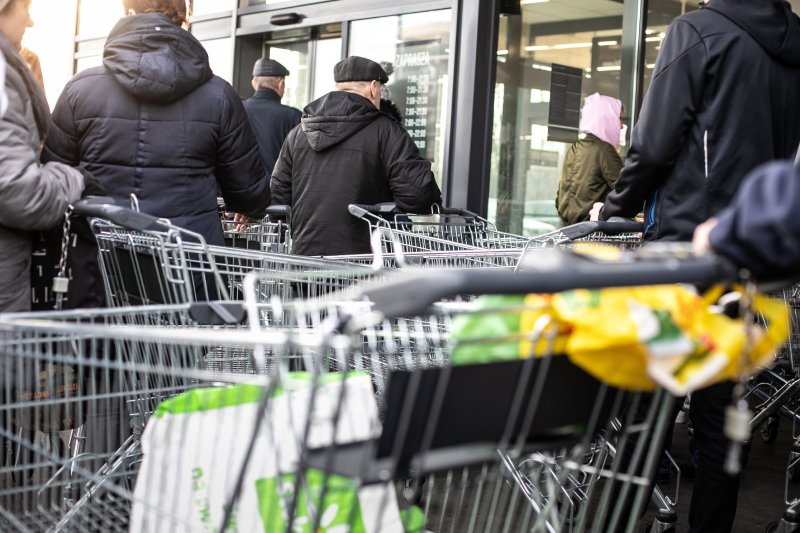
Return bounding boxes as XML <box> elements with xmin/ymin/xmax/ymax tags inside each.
<box><xmin>359</xmin><ymin>249</ymin><xmax>738</xmax><ymax>318</ymax></box>
<box><xmin>71</xmin><ymin>197</ymin><xmax>162</xmax><ymax>231</ymax></box>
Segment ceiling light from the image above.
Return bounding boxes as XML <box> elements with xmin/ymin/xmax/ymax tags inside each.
<box><xmin>522</xmin><ymin>0</ymin><xmax>550</xmax><ymax>4</ymax></box>
<box><xmin>497</xmin><ymin>49</ymin><xmax>509</xmax><ymax>55</ymax></box>
<box><xmin>553</xmin><ymin>42</ymin><xmax>592</xmax><ymax>49</ymax></box>
<box><xmin>645</xmin><ymin>36</ymin><xmax>662</xmax><ymax>42</ymax></box>
<box><xmin>596</xmin><ymin>65</ymin><xmax>621</xmax><ymax>72</ymax></box>
<box><xmin>532</xmin><ymin>64</ymin><xmax>552</xmax><ymax>72</ymax></box>
<box><xmin>525</xmin><ymin>45</ymin><xmax>550</xmax><ymax>51</ymax></box>
<box><xmin>597</xmin><ymin>40</ymin><xmax>618</xmax><ymax>46</ymax></box>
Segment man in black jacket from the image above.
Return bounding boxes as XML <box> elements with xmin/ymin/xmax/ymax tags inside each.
<box><xmin>243</xmin><ymin>58</ymin><xmax>302</xmax><ymax>177</ymax></box>
<box><xmin>589</xmin><ymin>1</ymin><xmax>800</xmax><ymax>531</ymax></box>
<box><xmin>271</xmin><ymin>56</ymin><xmax>442</xmax><ymax>256</ymax></box>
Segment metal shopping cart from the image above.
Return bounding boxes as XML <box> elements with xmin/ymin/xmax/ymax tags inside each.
<box><xmin>746</xmin><ymin>283</ymin><xmax>800</xmax><ymax>533</ymax></box>
<box><xmin>348</xmin><ymin>203</ymin><xmax>643</xmax><ymax>256</ymax></box>
<box><xmin>0</xmin><ymin>247</ymin><xmax>748</xmax><ymax>532</ymax></box>
<box><xmin>72</xmin><ymin>200</ymin><xmax>378</xmax><ymax>307</ymax></box>
<box><xmin>218</xmin><ymin>199</ymin><xmax>292</xmax><ymax>253</ymax></box>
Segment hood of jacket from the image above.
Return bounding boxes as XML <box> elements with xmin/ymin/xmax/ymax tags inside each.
<box><xmin>102</xmin><ymin>13</ymin><xmax>213</xmax><ymax>103</ymax></box>
<box><xmin>301</xmin><ymin>91</ymin><xmax>380</xmax><ymax>152</ymax></box>
<box><xmin>705</xmin><ymin>0</ymin><xmax>800</xmax><ymax>65</ymax></box>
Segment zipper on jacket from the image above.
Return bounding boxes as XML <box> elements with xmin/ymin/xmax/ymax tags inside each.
<box><xmin>644</xmin><ymin>190</ymin><xmax>658</xmax><ymax>237</ymax></box>
<box><xmin>703</xmin><ymin>130</ymin><xmax>709</xmax><ymax>179</ymax></box>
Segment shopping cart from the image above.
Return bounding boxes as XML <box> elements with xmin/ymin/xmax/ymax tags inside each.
<box><xmin>746</xmin><ymin>283</ymin><xmax>800</xmax><ymax>533</ymax></box>
<box><xmin>0</xmin><ymin>247</ymin><xmax>747</xmax><ymax>532</ymax></box>
<box><xmin>348</xmin><ymin>202</ymin><xmax>643</xmax><ymax>256</ymax></box>
<box><xmin>73</xmin><ymin>200</ymin><xmax>378</xmax><ymax>307</ymax></box>
<box><xmin>219</xmin><ymin>201</ymin><xmax>292</xmax><ymax>253</ymax></box>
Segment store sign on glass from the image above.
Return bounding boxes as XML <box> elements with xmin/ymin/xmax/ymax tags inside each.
<box><xmin>389</xmin><ymin>40</ymin><xmax>445</xmax><ymax>160</ymax></box>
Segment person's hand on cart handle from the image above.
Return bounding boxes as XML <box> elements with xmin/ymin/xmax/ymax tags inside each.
<box><xmin>692</xmin><ymin>217</ymin><xmax>718</xmax><ymax>255</ymax></box>
<box><xmin>232</xmin><ymin>213</ymin><xmax>260</xmax><ymax>232</ymax></box>
<box><xmin>589</xmin><ymin>202</ymin><xmax>604</xmax><ymax>221</ymax></box>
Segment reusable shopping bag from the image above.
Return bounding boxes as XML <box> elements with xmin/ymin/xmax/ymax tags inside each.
<box><xmin>451</xmin><ymin>285</ymin><xmax>788</xmax><ymax>395</ymax></box>
<box><xmin>130</xmin><ymin>372</ymin><xmax>421</xmax><ymax>533</ymax></box>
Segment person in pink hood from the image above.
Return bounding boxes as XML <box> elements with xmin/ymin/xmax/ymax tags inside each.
<box><xmin>555</xmin><ymin>93</ymin><xmax>623</xmax><ymax>225</ymax></box>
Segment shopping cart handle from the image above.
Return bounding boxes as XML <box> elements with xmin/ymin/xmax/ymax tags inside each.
<box><xmin>72</xmin><ymin>197</ymin><xmax>162</xmax><ymax>231</ymax></box>
<box><xmin>265</xmin><ymin>204</ymin><xmax>291</xmax><ymax>219</ymax></box>
<box><xmin>359</xmin><ymin>249</ymin><xmax>739</xmax><ymax>318</ymax></box>
<box><xmin>557</xmin><ymin>218</ymin><xmax>643</xmax><ymax>241</ymax></box>
<box><xmin>188</xmin><ymin>301</ymin><xmax>246</xmax><ymax>325</ymax></box>
<box><xmin>434</xmin><ymin>206</ymin><xmax>481</xmax><ymax>218</ymax></box>
<box><xmin>348</xmin><ymin>203</ymin><xmax>398</xmax><ymax>219</ymax></box>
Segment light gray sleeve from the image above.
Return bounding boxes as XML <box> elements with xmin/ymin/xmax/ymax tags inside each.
<box><xmin>0</xmin><ymin>81</ymin><xmax>84</xmax><ymax>231</ymax></box>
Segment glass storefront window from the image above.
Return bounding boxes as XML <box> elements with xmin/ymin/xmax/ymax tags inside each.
<box><xmin>266</xmin><ymin>25</ymin><xmax>342</xmax><ymax>111</ymax></box>
<box><xmin>202</xmin><ymin>38</ymin><xmax>234</xmax><ymax>83</ymax></box>
<box><xmin>349</xmin><ymin>10</ymin><xmax>452</xmax><ymax>186</ymax></box>
<box><xmin>642</xmin><ymin>1</ymin><xmax>700</xmax><ymax>93</ymax></box>
<box><xmin>489</xmin><ymin>0</ymin><xmax>624</xmax><ymax>235</ymax></box>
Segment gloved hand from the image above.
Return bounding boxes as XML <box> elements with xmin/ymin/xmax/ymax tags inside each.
<box><xmin>79</xmin><ymin>167</ymin><xmax>106</xmax><ymax>198</ymax></box>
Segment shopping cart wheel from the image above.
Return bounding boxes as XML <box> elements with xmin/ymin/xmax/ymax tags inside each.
<box><xmin>761</xmin><ymin>416</ymin><xmax>781</xmax><ymax>444</ymax></box>
<box><xmin>397</xmin><ymin>477</ymin><xmax>425</xmax><ymax>506</ymax></box>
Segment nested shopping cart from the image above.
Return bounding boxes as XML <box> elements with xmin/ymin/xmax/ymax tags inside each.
<box><xmin>348</xmin><ymin>202</ymin><xmax>643</xmax><ymax>256</ymax></box>
<box><xmin>74</xmin><ymin>200</ymin><xmax>646</xmax><ymax>309</ymax></box>
<box><xmin>74</xmin><ymin>200</ymin><xmax>379</xmax><ymax>307</ymax></box>
<box><xmin>744</xmin><ymin>282</ymin><xmax>800</xmax><ymax>533</ymax></box>
<box><xmin>218</xmin><ymin>199</ymin><xmax>292</xmax><ymax>253</ymax></box>
<box><xmin>0</xmin><ymin>246</ymin><xmax>752</xmax><ymax>532</ymax></box>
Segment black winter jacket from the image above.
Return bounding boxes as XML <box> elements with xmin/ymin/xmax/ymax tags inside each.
<box><xmin>601</xmin><ymin>0</ymin><xmax>800</xmax><ymax>241</ymax></box>
<box><xmin>710</xmin><ymin>161</ymin><xmax>800</xmax><ymax>279</ymax></box>
<box><xmin>271</xmin><ymin>91</ymin><xmax>442</xmax><ymax>256</ymax></box>
<box><xmin>43</xmin><ymin>13</ymin><xmax>270</xmax><ymax>246</ymax></box>
<box><xmin>243</xmin><ymin>89</ymin><xmax>301</xmax><ymax>177</ymax></box>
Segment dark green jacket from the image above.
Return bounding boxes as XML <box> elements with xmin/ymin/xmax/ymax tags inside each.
<box><xmin>556</xmin><ymin>133</ymin><xmax>622</xmax><ymax>226</ymax></box>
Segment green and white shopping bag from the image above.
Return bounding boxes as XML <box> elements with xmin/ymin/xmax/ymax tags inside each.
<box><xmin>130</xmin><ymin>372</ymin><xmax>420</xmax><ymax>532</ymax></box>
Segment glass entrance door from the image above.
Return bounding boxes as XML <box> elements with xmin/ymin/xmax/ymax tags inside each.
<box><xmin>264</xmin><ymin>24</ymin><xmax>342</xmax><ymax>112</ymax></box>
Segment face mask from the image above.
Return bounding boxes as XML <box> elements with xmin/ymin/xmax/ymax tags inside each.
<box><xmin>619</xmin><ymin>124</ymin><xmax>628</xmax><ymax>147</ymax></box>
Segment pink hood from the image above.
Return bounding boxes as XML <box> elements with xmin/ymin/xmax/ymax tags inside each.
<box><xmin>579</xmin><ymin>93</ymin><xmax>622</xmax><ymax>149</ymax></box>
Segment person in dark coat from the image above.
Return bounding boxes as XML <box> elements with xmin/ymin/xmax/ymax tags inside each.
<box><xmin>243</xmin><ymin>58</ymin><xmax>301</xmax><ymax>178</ymax></box>
<box><xmin>693</xmin><ymin>160</ymin><xmax>800</xmax><ymax>279</ymax></box>
<box><xmin>589</xmin><ymin>2</ymin><xmax>800</xmax><ymax>530</ymax></box>
<box><xmin>592</xmin><ymin>0</ymin><xmax>800</xmax><ymax>239</ymax></box>
<box><xmin>43</xmin><ymin>0</ymin><xmax>270</xmax><ymax>251</ymax></box>
<box><xmin>271</xmin><ymin>56</ymin><xmax>442</xmax><ymax>256</ymax></box>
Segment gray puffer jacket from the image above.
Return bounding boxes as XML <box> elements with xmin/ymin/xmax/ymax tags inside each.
<box><xmin>0</xmin><ymin>37</ymin><xmax>83</xmax><ymax>313</ymax></box>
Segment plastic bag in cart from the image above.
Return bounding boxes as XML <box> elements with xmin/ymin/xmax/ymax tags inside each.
<box><xmin>451</xmin><ymin>286</ymin><xmax>788</xmax><ymax>395</ymax></box>
<box><xmin>130</xmin><ymin>372</ymin><xmax>423</xmax><ymax>533</ymax></box>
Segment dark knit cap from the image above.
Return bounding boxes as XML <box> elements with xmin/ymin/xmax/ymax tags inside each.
<box><xmin>253</xmin><ymin>58</ymin><xmax>290</xmax><ymax>77</ymax></box>
<box><xmin>333</xmin><ymin>56</ymin><xmax>388</xmax><ymax>83</ymax></box>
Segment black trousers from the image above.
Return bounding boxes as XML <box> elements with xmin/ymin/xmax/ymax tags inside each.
<box><xmin>687</xmin><ymin>380</ymin><xmax>744</xmax><ymax>533</ymax></box>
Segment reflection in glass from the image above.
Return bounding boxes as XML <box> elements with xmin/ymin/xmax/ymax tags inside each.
<box><xmin>269</xmin><ymin>41</ymin><xmax>310</xmax><ymax>111</ymax></box>
<box><xmin>349</xmin><ymin>10</ymin><xmax>452</xmax><ymax>187</ymax></box>
<box><xmin>489</xmin><ymin>0</ymin><xmax>624</xmax><ymax>234</ymax></box>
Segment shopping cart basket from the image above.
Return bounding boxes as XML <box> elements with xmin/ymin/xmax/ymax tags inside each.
<box><xmin>219</xmin><ymin>200</ymin><xmax>292</xmax><ymax>253</ymax></box>
<box><xmin>72</xmin><ymin>200</ymin><xmax>377</xmax><ymax>307</ymax></box>
<box><xmin>349</xmin><ymin>202</ymin><xmax>643</xmax><ymax>256</ymax></box>
<box><xmin>0</xmin><ymin>248</ymin><xmax>754</xmax><ymax>532</ymax></box>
